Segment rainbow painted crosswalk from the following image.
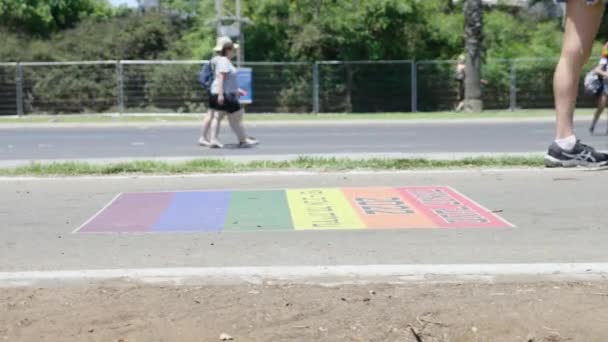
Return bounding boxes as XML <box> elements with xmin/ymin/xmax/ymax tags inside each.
<box><xmin>76</xmin><ymin>187</ymin><xmax>513</xmax><ymax>233</ymax></box>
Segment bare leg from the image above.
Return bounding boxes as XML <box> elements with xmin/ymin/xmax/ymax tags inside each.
<box><xmin>227</xmin><ymin>110</ymin><xmax>248</xmax><ymax>143</ymax></box>
<box><xmin>605</xmin><ymin>94</ymin><xmax>608</xmax><ymax>134</ymax></box>
<box><xmin>554</xmin><ymin>0</ymin><xmax>604</xmax><ymax>139</ymax></box>
<box><xmin>590</xmin><ymin>94</ymin><xmax>607</xmax><ymax>134</ymax></box>
<box><xmin>213</xmin><ymin>111</ymin><xmax>223</xmax><ymax>139</ymax></box>
<box><xmin>198</xmin><ymin>109</ymin><xmax>213</xmax><ymax>145</ymax></box>
<box><xmin>209</xmin><ymin>111</ymin><xmax>225</xmax><ymax>148</ymax></box>
<box><xmin>455</xmin><ymin>101</ymin><xmax>465</xmax><ymax>112</ymax></box>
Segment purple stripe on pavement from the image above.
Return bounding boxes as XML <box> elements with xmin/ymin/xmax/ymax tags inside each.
<box><xmin>152</xmin><ymin>191</ymin><xmax>231</xmax><ymax>232</ymax></box>
<box><xmin>79</xmin><ymin>192</ymin><xmax>174</xmax><ymax>233</ymax></box>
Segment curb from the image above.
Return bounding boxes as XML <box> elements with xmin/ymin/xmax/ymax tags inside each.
<box><xmin>0</xmin><ymin>152</ymin><xmax>544</xmax><ymax>168</ymax></box>
<box><xmin>1</xmin><ymin>263</ymin><xmax>607</xmax><ymax>287</ymax></box>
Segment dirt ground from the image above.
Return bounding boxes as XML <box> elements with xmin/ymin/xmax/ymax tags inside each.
<box><xmin>2</xmin><ymin>281</ymin><xmax>608</xmax><ymax>342</ymax></box>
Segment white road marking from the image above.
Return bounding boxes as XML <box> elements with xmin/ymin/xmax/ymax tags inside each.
<box><xmin>0</xmin><ymin>263</ymin><xmax>607</xmax><ymax>287</ymax></box>
<box><xmin>72</xmin><ymin>193</ymin><xmax>123</xmax><ymax>234</ymax></box>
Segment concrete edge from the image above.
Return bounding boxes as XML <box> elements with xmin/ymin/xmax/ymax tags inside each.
<box><xmin>0</xmin><ymin>152</ymin><xmax>544</xmax><ymax>168</ymax></box>
<box><xmin>1</xmin><ymin>263</ymin><xmax>607</xmax><ymax>288</ymax></box>
<box><xmin>0</xmin><ymin>167</ymin><xmax>567</xmax><ymax>182</ymax></box>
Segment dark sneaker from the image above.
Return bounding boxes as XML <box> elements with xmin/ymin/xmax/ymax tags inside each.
<box><xmin>544</xmin><ymin>140</ymin><xmax>608</xmax><ymax>167</ymax></box>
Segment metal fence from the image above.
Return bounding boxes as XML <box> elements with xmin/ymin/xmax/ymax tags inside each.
<box><xmin>0</xmin><ymin>58</ymin><xmax>600</xmax><ymax>115</ymax></box>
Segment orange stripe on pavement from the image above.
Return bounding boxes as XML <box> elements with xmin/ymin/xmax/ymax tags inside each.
<box><xmin>341</xmin><ymin>187</ymin><xmax>437</xmax><ymax>229</ymax></box>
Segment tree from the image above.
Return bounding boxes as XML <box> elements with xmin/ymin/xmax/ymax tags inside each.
<box><xmin>464</xmin><ymin>0</ymin><xmax>483</xmax><ymax>112</ymax></box>
<box><xmin>0</xmin><ymin>0</ymin><xmax>112</xmax><ymax>35</ymax></box>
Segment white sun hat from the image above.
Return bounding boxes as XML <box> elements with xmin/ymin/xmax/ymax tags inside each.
<box><xmin>213</xmin><ymin>36</ymin><xmax>239</xmax><ymax>52</ymax></box>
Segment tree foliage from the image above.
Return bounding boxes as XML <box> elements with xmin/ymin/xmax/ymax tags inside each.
<box><xmin>1</xmin><ymin>0</ymin><xmax>600</xmax><ymax>114</ymax></box>
<box><xmin>0</xmin><ymin>0</ymin><xmax>112</xmax><ymax>35</ymax></box>
<box><xmin>243</xmin><ymin>0</ymin><xmax>466</xmax><ymax>61</ymax></box>
<box><xmin>0</xmin><ymin>0</ymin><xmax>576</xmax><ymax>61</ymax></box>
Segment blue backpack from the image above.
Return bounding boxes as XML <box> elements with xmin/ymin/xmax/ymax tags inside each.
<box><xmin>198</xmin><ymin>59</ymin><xmax>215</xmax><ymax>91</ymax></box>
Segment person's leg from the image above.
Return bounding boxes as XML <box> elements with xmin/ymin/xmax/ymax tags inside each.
<box><xmin>590</xmin><ymin>94</ymin><xmax>607</xmax><ymax>134</ymax></box>
<box><xmin>545</xmin><ymin>0</ymin><xmax>608</xmax><ymax>167</ymax></box>
<box><xmin>198</xmin><ymin>109</ymin><xmax>213</xmax><ymax>146</ymax></box>
<box><xmin>227</xmin><ymin>110</ymin><xmax>248</xmax><ymax>143</ymax></box>
<box><xmin>456</xmin><ymin>81</ymin><xmax>465</xmax><ymax>112</ymax></box>
<box><xmin>455</xmin><ymin>101</ymin><xmax>465</xmax><ymax>112</ymax></box>
<box><xmin>227</xmin><ymin>109</ymin><xmax>259</xmax><ymax>146</ymax></box>
<box><xmin>209</xmin><ymin>111</ymin><xmax>225</xmax><ymax>148</ymax></box>
<box><xmin>604</xmin><ymin>93</ymin><xmax>608</xmax><ymax>134</ymax></box>
<box><xmin>213</xmin><ymin>111</ymin><xmax>223</xmax><ymax>140</ymax></box>
<box><xmin>554</xmin><ymin>0</ymin><xmax>604</xmax><ymax>141</ymax></box>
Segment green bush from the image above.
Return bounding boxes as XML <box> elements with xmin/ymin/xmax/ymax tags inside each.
<box><xmin>144</xmin><ymin>64</ymin><xmax>205</xmax><ymax>113</ymax></box>
<box><xmin>24</xmin><ymin>64</ymin><xmax>117</xmax><ymax>114</ymax></box>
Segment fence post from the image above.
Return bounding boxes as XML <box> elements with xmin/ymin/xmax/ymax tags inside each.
<box><xmin>509</xmin><ymin>59</ymin><xmax>517</xmax><ymax>111</ymax></box>
<box><xmin>312</xmin><ymin>62</ymin><xmax>320</xmax><ymax>113</ymax></box>
<box><xmin>15</xmin><ymin>63</ymin><xmax>24</xmax><ymax>116</ymax></box>
<box><xmin>411</xmin><ymin>61</ymin><xmax>417</xmax><ymax>113</ymax></box>
<box><xmin>116</xmin><ymin>61</ymin><xmax>124</xmax><ymax>115</ymax></box>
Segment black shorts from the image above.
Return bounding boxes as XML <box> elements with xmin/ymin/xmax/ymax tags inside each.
<box><xmin>209</xmin><ymin>93</ymin><xmax>241</xmax><ymax>113</ymax></box>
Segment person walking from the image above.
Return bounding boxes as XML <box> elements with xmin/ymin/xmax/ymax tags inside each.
<box><xmin>208</xmin><ymin>36</ymin><xmax>258</xmax><ymax>148</ymax></box>
<box><xmin>454</xmin><ymin>53</ymin><xmax>487</xmax><ymax>112</ymax></box>
<box><xmin>455</xmin><ymin>54</ymin><xmax>466</xmax><ymax>112</ymax></box>
<box><xmin>199</xmin><ymin>47</ymin><xmax>222</xmax><ymax>147</ymax></box>
<box><xmin>589</xmin><ymin>42</ymin><xmax>608</xmax><ymax>134</ymax></box>
<box><xmin>545</xmin><ymin>0</ymin><xmax>608</xmax><ymax>167</ymax></box>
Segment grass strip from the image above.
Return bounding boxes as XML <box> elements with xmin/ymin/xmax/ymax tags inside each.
<box><xmin>0</xmin><ymin>156</ymin><xmax>544</xmax><ymax>176</ymax></box>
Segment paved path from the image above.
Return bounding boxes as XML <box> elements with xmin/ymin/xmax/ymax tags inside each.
<box><xmin>2</xmin><ymin>169</ymin><xmax>607</xmax><ymax>273</ymax></box>
<box><xmin>1</xmin><ymin>119</ymin><xmax>607</xmax><ymax>162</ymax></box>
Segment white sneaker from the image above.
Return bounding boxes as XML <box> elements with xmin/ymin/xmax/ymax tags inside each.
<box><xmin>198</xmin><ymin>138</ymin><xmax>211</xmax><ymax>147</ymax></box>
<box><xmin>209</xmin><ymin>139</ymin><xmax>224</xmax><ymax>149</ymax></box>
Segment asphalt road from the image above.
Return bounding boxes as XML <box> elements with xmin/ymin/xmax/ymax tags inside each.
<box><xmin>2</xmin><ymin>119</ymin><xmax>608</xmax><ymax>162</ymax></box>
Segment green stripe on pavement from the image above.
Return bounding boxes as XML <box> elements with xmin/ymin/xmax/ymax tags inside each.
<box><xmin>224</xmin><ymin>191</ymin><xmax>293</xmax><ymax>231</ymax></box>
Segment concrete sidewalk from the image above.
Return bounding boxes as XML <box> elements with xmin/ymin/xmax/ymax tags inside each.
<box><xmin>2</xmin><ymin>168</ymin><xmax>607</xmax><ymax>277</ymax></box>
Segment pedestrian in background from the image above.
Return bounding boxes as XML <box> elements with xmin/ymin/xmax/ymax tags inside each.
<box><xmin>454</xmin><ymin>53</ymin><xmax>487</xmax><ymax>112</ymax></box>
<box><xmin>199</xmin><ymin>47</ymin><xmax>223</xmax><ymax>147</ymax></box>
<box><xmin>208</xmin><ymin>36</ymin><xmax>258</xmax><ymax>148</ymax></box>
<box><xmin>589</xmin><ymin>42</ymin><xmax>608</xmax><ymax>134</ymax></box>
<box><xmin>454</xmin><ymin>54</ymin><xmax>466</xmax><ymax>112</ymax></box>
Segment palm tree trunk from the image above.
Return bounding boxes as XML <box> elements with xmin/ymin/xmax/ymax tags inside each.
<box><xmin>464</xmin><ymin>0</ymin><xmax>484</xmax><ymax>112</ymax></box>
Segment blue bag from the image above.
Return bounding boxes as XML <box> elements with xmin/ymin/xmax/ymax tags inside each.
<box><xmin>198</xmin><ymin>60</ymin><xmax>215</xmax><ymax>91</ymax></box>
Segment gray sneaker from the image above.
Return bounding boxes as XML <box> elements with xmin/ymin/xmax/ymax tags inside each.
<box><xmin>544</xmin><ymin>140</ymin><xmax>608</xmax><ymax>167</ymax></box>
<box><xmin>238</xmin><ymin>137</ymin><xmax>259</xmax><ymax>148</ymax></box>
